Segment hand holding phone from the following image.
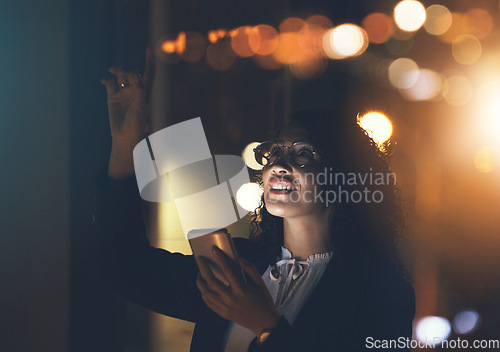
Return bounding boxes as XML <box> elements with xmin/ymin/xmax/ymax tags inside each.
<box><xmin>188</xmin><ymin>228</ymin><xmax>245</xmax><ymax>286</ymax></box>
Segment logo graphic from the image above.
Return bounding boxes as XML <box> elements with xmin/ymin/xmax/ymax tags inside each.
<box><xmin>133</xmin><ymin>117</ymin><xmax>250</xmax><ymax>238</ymax></box>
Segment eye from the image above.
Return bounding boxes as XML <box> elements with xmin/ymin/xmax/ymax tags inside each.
<box><xmin>296</xmin><ymin>148</ymin><xmax>314</xmax><ymax>159</ymax></box>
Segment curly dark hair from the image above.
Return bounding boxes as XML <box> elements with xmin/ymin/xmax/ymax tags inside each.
<box><xmin>249</xmin><ymin>108</ymin><xmax>407</xmax><ymax>277</ymax></box>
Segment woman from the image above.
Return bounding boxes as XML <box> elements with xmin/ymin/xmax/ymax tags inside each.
<box><xmin>96</xmin><ymin>49</ymin><xmax>415</xmax><ymax>351</ymax></box>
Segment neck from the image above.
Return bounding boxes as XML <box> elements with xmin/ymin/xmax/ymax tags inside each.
<box><xmin>282</xmin><ymin>208</ymin><xmax>333</xmax><ymax>260</ymax></box>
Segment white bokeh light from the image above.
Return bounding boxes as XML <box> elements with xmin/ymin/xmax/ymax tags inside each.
<box><xmin>236</xmin><ymin>182</ymin><xmax>263</xmax><ymax>212</ymax></box>
<box><xmin>415</xmin><ymin>316</ymin><xmax>451</xmax><ymax>345</ymax></box>
<box><xmin>323</xmin><ymin>24</ymin><xmax>368</xmax><ymax>59</ymax></box>
<box><xmin>394</xmin><ymin>0</ymin><xmax>427</xmax><ymax>32</ymax></box>
<box><xmin>453</xmin><ymin>310</ymin><xmax>481</xmax><ymax>335</ymax></box>
<box><xmin>388</xmin><ymin>58</ymin><xmax>420</xmax><ymax>89</ymax></box>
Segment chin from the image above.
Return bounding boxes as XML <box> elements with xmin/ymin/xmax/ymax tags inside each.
<box><xmin>265</xmin><ymin>201</ymin><xmax>303</xmax><ymax>218</ymax></box>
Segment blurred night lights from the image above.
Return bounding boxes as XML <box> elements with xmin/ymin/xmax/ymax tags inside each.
<box><xmin>323</xmin><ymin>24</ymin><xmax>368</xmax><ymax>59</ymax></box>
<box><xmin>466</xmin><ymin>9</ymin><xmax>494</xmax><ymax>39</ymax></box>
<box><xmin>231</xmin><ymin>26</ymin><xmax>259</xmax><ymax>57</ymax></box>
<box><xmin>414</xmin><ymin>316</ymin><xmax>451</xmax><ymax>345</ymax></box>
<box><xmin>474</xmin><ymin>146</ymin><xmax>495</xmax><ymax>173</ymax></box>
<box><xmin>400</xmin><ymin>69</ymin><xmax>442</xmax><ymax>101</ymax></box>
<box><xmin>477</xmin><ymin>80</ymin><xmax>500</xmax><ymax>137</ymax></box>
<box><xmin>442</xmin><ymin>75</ymin><xmax>473</xmax><ymax>106</ymax></box>
<box><xmin>424</xmin><ymin>5</ymin><xmax>452</xmax><ymax>35</ymax></box>
<box><xmin>251</xmin><ymin>25</ymin><xmax>279</xmax><ymax>55</ymax></box>
<box><xmin>362</xmin><ymin>13</ymin><xmax>395</xmax><ymax>44</ymax></box>
<box><xmin>453</xmin><ymin>310</ymin><xmax>481</xmax><ymax>334</ymax></box>
<box><xmin>452</xmin><ymin>34</ymin><xmax>482</xmax><ymax>65</ymax></box>
<box><xmin>388</xmin><ymin>58</ymin><xmax>420</xmax><ymax>89</ymax></box>
<box><xmin>438</xmin><ymin>13</ymin><xmax>467</xmax><ymax>44</ymax></box>
<box><xmin>358</xmin><ymin>112</ymin><xmax>393</xmax><ymax>144</ymax></box>
<box><xmin>242</xmin><ymin>142</ymin><xmax>263</xmax><ymax>170</ymax></box>
<box><xmin>236</xmin><ymin>182</ymin><xmax>263</xmax><ymax>212</ymax></box>
<box><xmin>394</xmin><ymin>0</ymin><xmax>426</xmax><ymax>32</ymax></box>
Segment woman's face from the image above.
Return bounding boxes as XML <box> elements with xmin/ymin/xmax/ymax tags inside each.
<box><xmin>261</xmin><ymin>124</ymin><xmax>328</xmax><ymax>219</ymax></box>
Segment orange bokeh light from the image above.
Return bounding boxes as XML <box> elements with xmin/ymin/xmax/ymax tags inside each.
<box><xmin>279</xmin><ymin>17</ymin><xmax>306</xmax><ymax>33</ymax></box>
<box><xmin>439</xmin><ymin>13</ymin><xmax>468</xmax><ymax>43</ymax></box>
<box><xmin>362</xmin><ymin>13</ymin><xmax>395</xmax><ymax>44</ymax></box>
<box><xmin>298</xmin><ymin>24</ymin><xmax>325</xmax><ymax>56</ymax></box>
<box><xmin>176</xmin><ymin>32</ymin><xmax>186</xmax><ymax>55</ymax></box>
<box><xmin>272</xmin><ymin>32</ymin><xmax>304</xmax><ymax>64</ymax></box>
<box><xmin>253</xmin><ymin>54</ymin><xmax>282</xmax><ymax>70</ymax></box>
<box><xmin>161</xmin><ymin>40</ymin><xmax>176</xmax><ymax>54</ymax></box>
<box><xmin>290</xmin><ymin>57</ymin><xmax>327</xmax><ymax>79</ymax></box>
<box><xmin>250</xmin><ymin>25</ymin><xmax>279</xmax><ymax>56</ymax></box>
<box><xmin>305</xmin><ymin>14</ymin><xmax>333</xmax><ymax>29</ymax></box>
<box><xmin>231</xmin><ymin>26</ymin><xmax>259</xmax><ymax>57</ymax></box>
<box><xmin>208</xmin><ymin>30</ymin><xmax>219</xmax><ymax>43</ymax></box>
<box><xmin>180</xmin><ymin>32</ymin><xmax>207</xmax><ymax>63</ymax></box>
<box><xmin>465</xmin><ymin>8</ymin><xmax>493</xmax><ymax>39</ymax></box>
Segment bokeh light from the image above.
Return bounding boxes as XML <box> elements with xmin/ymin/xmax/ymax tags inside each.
<box><xmin>394</xmin><ymin>0</ymin><xmax>426</xmax><ymax>32</ymax></box>
<box><xmin>414</xmin><ymin>316</ymin><xmax>451</xmax><ymax>345</ymax></box>
<box><xmin>305</xmin><ymin>14</ymin><xmax>333</xmax><ymax>29</ymax></box>
<box><xmin>208</xmin><ymin>29</ymin><xmax>227</xmax><ymax>43</ymax></box>
<box><xmin>236</xmin><ymin>182</ymin><xmax>263</xmax><ymax>212</ymax></box>
<box><xmin>477</xmin><ymin>80</ymin><xmax>500</xmax><ymax>137</ymax></box>
<box><xmin>465</xmin><ymin>9</ymin><xmax>493</xmax><ymax>39</ymax></box>
<box><xmin>358</xmin><ymin>112</ymin><xmax>393</xmax><ymax>144</ymax></box>
<box><xmin>180</xmin><ymin>32</ymin><xmax>206</xmax><ymax>62</ymax></box>
<box><xmin>253</xmin><ymin>54</ymin><xmax>282</xmax><ymax>70</ymax></box>
<box><xmin>231</xmin><ymin>26</ymin><xmax>259</xmax><ymax>57</ymax></box>
<box><xmin>453</xmin><ymin>310</ymin><xmax>481</xmax><ymax>334</ymax></box>
<box><xmin>298</xmin><ymin>24</ymin><xmax>325</xmax><ymax>56</ymax></box>
<box><xmin>442</xmin><ymin>75</ymin><xmax>473</xmax><ymax>106</ymax></box>
<box><xmin>424</xmin><ymin>5</ymin><xmax>452</xmax><ymax>35</ymax></box>
<box><xmin>362</xmin><ymin>13</ymin><xmax>395</xmax><ymax>44</ymax></box>
<box><xmin>439</xmin><ymin>13</ymin><xmax>467</xmax><ymax>43</ymax></box>
<box><xmin>388</xmin><ymin>58</ymin><xmax>420</xmax><ymax>89</ymax></box>
<box><xmin>279</xmin><ymin>17</ymin><xmax>306</xmax><ymax>33</ymax></box>
<box><xmin>474</xmin><ymin>146</ymin><xmax>495</xmax><ymax>173</ymax></box>
<box><xmin>273</xmin><ymin>32</ymin><xmax>303</xmax><ymax>64</ymax></box>
<box><xmin>323</xmin><ymin>24</ymin><xmax>368</xmax><ymax>59</ymax></box>
<box><xmin>251</xmin><ymin>25</ymin><xmax>279</xmax><ymax>56</ymax></box>
<box><xmin>206</xmin><ymin>40</ymin><xmax>235</xmax><ymax>70</ymax></box>
<box><xmin>289</xmin><ymin>58</ymin><xmax>327</xmax><ymax>79</ymax></box>
<box><xmin>452</xmin><ymin>34</ymin><xmax>482</xmax><ymax>65</ymax></box>
<box><xmin>400</xmin><ymin>69</ymin><xmax>442</xmax><ymax>101</ymax></box>
<box><xmin>242</xmin><ymin>142</ymin><xmax>263</xmax><ymax>170</ymax></box>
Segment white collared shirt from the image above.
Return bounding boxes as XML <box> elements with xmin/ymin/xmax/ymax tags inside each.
<box><xmin>223</xmin><ymin>247</ymin><xmax>333</xmax><ymax>351</ymax></box>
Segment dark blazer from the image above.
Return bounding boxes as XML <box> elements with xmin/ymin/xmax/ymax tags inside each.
<box><xmin>94</xmin><ymin>170</ymin><xmax>415</xmax><ymax>351</ymax></box>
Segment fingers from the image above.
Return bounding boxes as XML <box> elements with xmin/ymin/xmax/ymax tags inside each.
<box><xmin>196</xmin><ymin>257</ymin><xmax>230</xmax><ymax>294</ymax></box>
<box><xmin>126</xmin><ymin>71</ymin><xmax>142</xmax><ymax>88</ymax></box>
<box><xmin>108</xmin><ymin>67</ymin><xmax>129</xmax><ymax>87</ymax></box>
<box><xmin>196</xmin><ymin>273</ymin><xmax>227</xmax><ymax>312</ymax></box>
<box><xmin>240</xmin><ymin>257</ymin><xmax>266</xmax><ymax>289</ymax></box>
<box><xmin>100</xmin><ymin>77</ymin><xmax>117</xmax><ymax>95</ymax></box>
<box><xmin>212</xmin><ymin>246</ymin><xmax>245</xmax><ymax>290</ymax></box>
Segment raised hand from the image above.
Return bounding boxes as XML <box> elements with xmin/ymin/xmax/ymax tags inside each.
<box><xmin>101</xmin><ymin>47</ymin><xmax>156</xmax><ymax>178</ymax></box>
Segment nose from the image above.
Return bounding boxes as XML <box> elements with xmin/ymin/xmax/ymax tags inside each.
<box><xmin>270</xmin><ymin>152</ymin><xmax>293</xmax><ymax>174</ymax></box>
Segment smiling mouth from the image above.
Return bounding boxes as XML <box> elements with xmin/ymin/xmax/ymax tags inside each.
<box><xmin>269</xmin><ymin>183</ymin><xmax>297</xmax><ymax>195</ymax></box>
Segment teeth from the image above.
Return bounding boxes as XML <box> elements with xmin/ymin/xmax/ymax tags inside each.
<box><xmin>271</xmin><ymin>184</ymin><xmax>294</xmax><ymax>190</ymax></box>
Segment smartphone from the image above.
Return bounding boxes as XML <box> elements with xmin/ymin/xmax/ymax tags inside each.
<box><xmin>188</xmin><ymin>228</ymin><xmax>245</xmax><ymax>286</ymax></box>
